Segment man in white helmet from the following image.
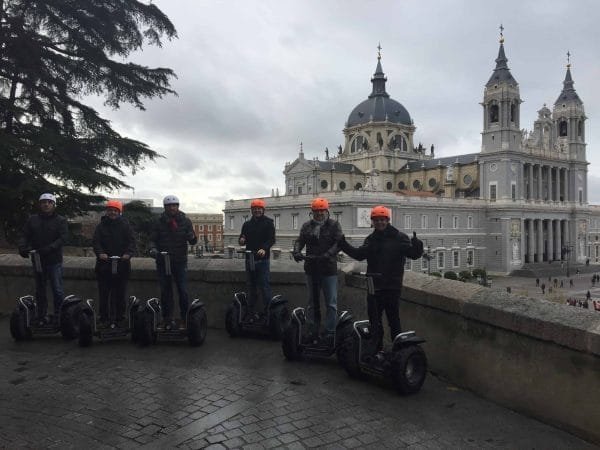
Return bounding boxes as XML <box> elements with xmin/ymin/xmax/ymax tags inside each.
<box><xmin>18</xmin><ymin>193</ymin><xmax>69</xmax><ymax>325</ymax></box>
<box><xmin>148</xmin><ymin>195</ymin><xmax>197</xmax><ymax>329</ymax></box>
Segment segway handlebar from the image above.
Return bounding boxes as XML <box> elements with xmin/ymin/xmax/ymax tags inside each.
<box><xmin>160</xmin><ymin>251</ymin><xmax>171</xmax><ymax>276</ymax></box>
<box><xmin>237</xmin><ymin>249</ymin><xmax>255</xmax><ymax>271</ymax></box>
<box><xmin>110</xmin><ymin>255</ymin><xmax>121</xmax><ymax>275</ymax></box>
<box><xmin>29</xmin><ymin>249</ymin><xmax>42</xmax><ymax>273</ymax></box>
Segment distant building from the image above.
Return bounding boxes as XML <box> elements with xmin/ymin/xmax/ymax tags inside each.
<box><xmin>224</xmin><ymin>34</ymin><xmax>600</xmax><ymax>274</ymax></box>
<box><xmin>188</xmin><ymin>213</ymin><xmax>224</xmax><ymax>253</ymax></box>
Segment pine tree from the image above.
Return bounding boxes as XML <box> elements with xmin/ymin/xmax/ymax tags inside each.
<box><xmin>0</xmin><ymin>0</ymin><xmax>177</xmax><ymax>243</ymax></box>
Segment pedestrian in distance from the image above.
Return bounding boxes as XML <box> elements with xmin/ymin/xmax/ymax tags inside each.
<box><xmin>17</xmin><ymin>193</ymin><xmax>68</xmax><ymax>325</ymax></box>
<box><xmin>238</xmin><ymin>199</ymin><xmax>275</xmax><ymax>322</ymax></box>
<box><xmin>339</xmin><ymin>205</ymin><xmax>424</xmax><ymax>354</ymax></box>
<box><xmin>570</xmin><ymin>279</ymin><xmax>574</xmax><ymax>288</ymax></box>
<box><xmin>541</xmin><ymin>283</ymin><xmax>545</xmax><ymax>294</ymax></box>
<box><xmin>92</xmin><ymin>200</ymin><xmax>136</xmax><ymax>327</ymax></box>
<box><xmin>560</xmin><ymin>280</ymin><xmax>564</xmax><ymax>288</ymax></box>
<box><xmin>149</xmin><ymin>195</ymin><xmax>197</xmax><ymax>330</ymax></box>
<box><xmin>292</xmin><ymin>197</ymin><xmax>343</xmax><ymax>346</ymax></box>
<box><xmin>536</xmin><ymin>278</ymin><xmax>540</xmax><ymax>287</ymax></box>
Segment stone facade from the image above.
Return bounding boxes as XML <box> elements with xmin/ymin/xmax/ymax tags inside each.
<box><xmin>224</xmin><ymin>36</ymin><xmax>600</xmax><ymax>274</ymax></box>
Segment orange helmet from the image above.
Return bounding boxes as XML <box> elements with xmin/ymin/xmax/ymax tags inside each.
<box><xmin>370</xmin><ymin>205</ymin><xmax>391</xmax><ymax>219</ymax></box>
<box><xmin>311</xmin><ymin>197</ymin><xmax>329</xmax><ymax>210</ymax></box>
<box><xmin>106</xmin><ymin>200</ymin><xmax>123</xmax><ymax>213</ymax></box>
<box><xmin>250</xmin><ymin>199</ymin><xmax>266</xmax><ymax>209</ymax></box>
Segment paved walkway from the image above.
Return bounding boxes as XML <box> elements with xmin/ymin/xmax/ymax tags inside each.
<box><xmin>1</xmin><ymin>318</ymin><xmax>597</xmax><ymax>450</ymax></box>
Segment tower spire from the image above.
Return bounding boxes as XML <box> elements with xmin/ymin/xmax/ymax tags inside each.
<box><xmin>486</xmin><ymin>26</ymin><xmax>517</xmax><ymax>87</ymax></box>
<box><xmin>555</xmin><ymin>51</ymin><xmax>581</xmax><ymax>105</ymax></box>
<box><xmin>369</xmin><ymin>42</ymin><xmax>389</xmax><ymax>98</ymax></box>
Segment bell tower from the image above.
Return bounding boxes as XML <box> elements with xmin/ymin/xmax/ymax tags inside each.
<box><xmin>481</xmin><ymin>26</ymin><xmax>522</xmax><ymax>153</ymax></box>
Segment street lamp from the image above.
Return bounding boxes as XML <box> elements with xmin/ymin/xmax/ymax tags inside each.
<box><xmin>422</xmin><ymin>245</ymin><xmax>433</xmax><ymax>275</ymax></box>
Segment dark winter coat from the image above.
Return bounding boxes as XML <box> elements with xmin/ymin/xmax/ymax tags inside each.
<box><xmin>293</xmin><ymin>218</ymin><xmax>343</xmax><ymax>276</ymax></box>
<box><xmin>340</xmin><ymin>224</ymin><xmax>424</xmax><ymax>291</ymax></box>
<box><xmin>239</xmin><ymin>215</ymin><xmax>275</xmax><ymax>260</ymax></box>
<box><xmin>92</xmin><ymin>215</ymin><xmax>136</xmax><ymax>272</ymax></box>
<box><xmin>18</xmin><ymin>213</ymin><xmax>68</xmax><ymax>266</ymax></box>
<box><xmin>149</xmin><ymin>211</ymin><xmax>197</xmax><ymax>263</ymax></box>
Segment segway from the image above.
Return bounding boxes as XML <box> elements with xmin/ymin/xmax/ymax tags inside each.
<box><xmin>77</xmin><ymin>256</ymin><xmax>141</xmax><ymax>347</ymax></box>
<box><xmin>136</xmin><ymin>252</ymin><xmax>208</xmax><ymax>347</ymax></box>
<box><xmin>225</xmin><ymin>250</ymin><xmax>289</xmax><ymax>339</ymax></box>
<box><xmin>337</xmin><ymin>273</ymin><xmax>428</xmax><ymax>395</ymax></box>
<box><xmin>282</xmin><ymin>253</ymin><xmax>353</xmax><ymax>360</ymax></box>
<box><xmin>9</xmin><ymin>250</ymin><xmax>81</xmax><ymax>341</ymax></box>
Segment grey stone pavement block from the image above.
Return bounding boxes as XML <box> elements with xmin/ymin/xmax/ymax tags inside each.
<box><xmin>1</xmin><ymin>317</ymin><xmax>597</xmax><ymax>450</ymax></box>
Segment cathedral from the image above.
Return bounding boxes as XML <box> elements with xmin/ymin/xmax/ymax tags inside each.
<box><xmin>223</xmin><ymin>33</ymin><xmax>599</xmax><ymax>274</ymax></box>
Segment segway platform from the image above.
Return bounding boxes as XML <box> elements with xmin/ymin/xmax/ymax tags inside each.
<box><xmin>225</xmin><ymin>292</ymin><xmax>289</xmax><ymax>339</ymax></box>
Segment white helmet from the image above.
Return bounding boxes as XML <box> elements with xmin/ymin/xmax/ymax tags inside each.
<box><xmin>39</xmin><ymin>193</ymin><xmax>56</xmax><ymax>203</ymax></box>
<box><xmin>163</xmin><ymin>195</ymin><xmax>180</xmax><ymax>206</ymax></box>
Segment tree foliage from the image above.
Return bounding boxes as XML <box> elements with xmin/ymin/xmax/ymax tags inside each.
<box><xmin>0</xmin><ymin>0</ymin><xmax>177</xmax><ymax>242</ymax></box>
<box><xmin>122</xmin><ymin>199</ymin><xmax>155</xmax><ymax>255</ymax></box>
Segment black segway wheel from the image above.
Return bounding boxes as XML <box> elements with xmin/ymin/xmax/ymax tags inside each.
<box><xmin>337</xmin><ymin>332</ymin><xmax>364</xmax><ymax>379</ymax></box>
<box><xmin>281</xmin><ymin>321</ymin><xmax>301</xmax><ymax>361</ymax></box>
<box><xmin>391</xmin><ymin>345</ymin><xmax>427</xmax><ymax>395</ymax></box>
<box><xmin>10</xmin><ymin>308</ymin><xmax>30</xmax><ymax>341</ymax></box>
<box><xmin>225</xmin><ymin>303</ymin><xmax>242</xmax><ymax>337</ymax></box>
<box><xmin>188</xmin><ymin>307</ymin><xmax>207</xmax><ymax>347</ymax></box>
<box><xmin>60</xmin><ymin>303</ymin><xmax>81</xmax><ymax>340</ymax></box>
<box><xmin>78</xmin><ymin>312</ymin><xmax>93</xmax><ymax>347</ymax></box>
<box><xmin>269</xmin><ymin>305</ymin><xmax>289</xmax><ymax>340</ymax></box>
<box><xmin>136</xmin><ymin>309</ymin><xmax>155</xmax><ymax>346</ymax></box>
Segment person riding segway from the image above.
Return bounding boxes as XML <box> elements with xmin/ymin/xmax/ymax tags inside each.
<box><xmin>12</xmin><ymin>193</ymin><xmax>81</xmax><ymax>340</ymax></box>
<box><xmin>77</xmin><ymin>200</ymin><xmax>141</xmax><ymax>346</ymax></box>
<box><xmin>337</xmin><ymin>205</ymin><xmax>428</xmax><ymax>394</ymax></box>
<box><xmin>282</xmin><ymin>197</ymin><xmax>353</xmax><ymax>360</ymax></box>
<box><xmin>136</xmin><ymin>195</ymin><xmax>207</xmax><ymax>346</ymax></box>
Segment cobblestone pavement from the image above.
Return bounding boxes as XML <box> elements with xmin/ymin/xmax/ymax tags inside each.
<box><xmin>1</xmin><ymin>318</ymin><xmax>597</xmax><ymax>450</ymax></box>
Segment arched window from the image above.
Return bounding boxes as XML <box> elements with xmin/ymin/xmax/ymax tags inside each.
<box><xmin>578</xmin><ymin>120</ymin><xmax>583</xmax><ymax>137</ymax></box>
<box><xmin>398</xmin><ymin>181</ymin><xmax>405</xmax><ymax>190</ymax></box>
<box><xmin>389</xmin><ymin>134</ymin><xmax>407</xmax><ymax>151</ymax></box>
<box><xmin>428</xmin><ymin>177</ymin><xmax>437</xmax><ymax>188</ymax></box>
<box><xmin>339</xmin><ymin>181</ymin><xmax>346</xmax><ymax>190</ymax></box>
<box><xmin>559</xmin><ymin>120</ymin><xmax>568</xmax><ymax>137</ymax></box>
<box><xmin>354</xmin><ymin>182</ymin><xmax>363</xmax><ymax>190</ymax></box>
<box><xmin>413</xmin><ymin>180</ymin><xmax>421</xmax><ymax>190</ymax></box>
<box><xmin>489</xmin><ymin>103</ymin><xmax>499</xmax><ymax>123</ymax></box>
<box><xmin>351</xmin><ymin>135</ymin><xmax>365</xmax><ymax>153</ymax></box>
<box><xmin>320</xmin><ymin>180</ymin><xmax>328</xmax><ymax>189</ymax></box>
<box><xmin>510</xmin><ymin>102</ymin><xmax>516</xmax><ymax>122</ymax></box>
<box><xmin>386</xmin><ymin>181</ymin><xmax>393</xmax><ymax>190</ymax></box>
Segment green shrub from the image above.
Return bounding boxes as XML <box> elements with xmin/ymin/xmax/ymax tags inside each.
<box><xmin>444</xmin><ymin>271</ymin><xmax>458</xmax><ymax>280</ymax></box>
<box><xmin>472</xmin><ymin>268</ymin><xmax>487</xmax><ymax>279</ymax></box>
<box><xmin>430</xmin><ymin>272</ymin><xmax>442</xmax><ymax>278</ymax></box>
<box><xmin>459</xmin><ymin>270</ymin><xmax>473</xmax><ymax>281</ymax></box>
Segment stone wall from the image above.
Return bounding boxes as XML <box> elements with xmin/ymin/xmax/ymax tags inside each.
<box><xmin>1</xmin><ymin>254</ymin><xmax>598</xmax><ymax>444</ymax></box>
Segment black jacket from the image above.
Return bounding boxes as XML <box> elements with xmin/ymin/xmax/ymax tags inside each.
<box><xmin>239</xmin><ymin>215</ymin><xmax>275</xmax><ymax>260</ymax></box>
<box><xmin>340</xmin><ymin>225</ymin><xmax>423</xmax><ymax>292</ymax></box>
<box><xmin>293</xmin><ymin>218</ymin><xmax>343</xmax><ymax>276</ymax></box>
<box><xmin>149</xmin><ymin>211</ymin><xmax>197</xmax><ymax>263</ymax></box>
<box><xmin>92</xmin><ymin>215</ymin><xmax>136</xmax><ymax>268</ymax></box>
<box><xmin>18</xmin><ymin>213</ymin><xmax>68</xmax><ymax>266</ymax></box>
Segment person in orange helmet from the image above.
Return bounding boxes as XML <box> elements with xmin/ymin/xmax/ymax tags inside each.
<box><xmin>239</xmin><ymin>198</ymin><xmax>275</xmax><ymax>321</ymax></box>
<box><xmin>339</xmin><ymin>205</ymin><xmax>423</xmax><ymax>353</ymax></box>
<box><xmin>92</xmin><ymin>200</ymin><xmax>136</xmax><ymax>327</ymax></box>
<box><xmin>292</xmin><ymin>197</ymin><xmax>343</xmax><ymax>345</ymax></box>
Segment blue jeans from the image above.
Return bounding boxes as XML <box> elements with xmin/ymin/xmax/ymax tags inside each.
<box><xmin>306</xmin><ymin>274</ymin><xmax>338</xmax><ymax>335</ymax></box>
<box><xmin>246</xmin><ymin>259</ymin><xmax>272</xmax><ymax>313</ymax></box>
<box><xmin>34</xmin><ymin>263</ymin><xmax>64</xmax><ymax>317</ymax></box>
<box><xmin>156</xmin><ymin>259</ymin><xmax>189</xmax><ymax>320</ymax></box>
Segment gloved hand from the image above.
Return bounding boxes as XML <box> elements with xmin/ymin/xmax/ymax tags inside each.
<box><xmin>187</xmin><ymin>231</ymin><xmax>196</xmax><ymax>241</ymax></box>
<box><xmin>411</xmin><ymin>231</ymin><xmax>423</xmax><ymax>252</ymax></box>
<box><xmin>292</xmin><ymin>252</ymin><xmax>303</xmax><ymax>262</ymax></box>
<box><xmin>149</xmin><ymin>248</ymin><xmax>158</xmax><ymax>259</ymax></box>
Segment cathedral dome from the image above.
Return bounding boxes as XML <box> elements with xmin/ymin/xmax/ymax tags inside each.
<box><xmin>346</xmin><ymin>56</ymin><xmax>412</xmax><ymax>128</ymax></box>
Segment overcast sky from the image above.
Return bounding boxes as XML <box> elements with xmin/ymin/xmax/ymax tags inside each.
<box><xmin>94</xmin><ymin>0</ymin><xmax>600</xmax><ymax>211</ymax></box>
